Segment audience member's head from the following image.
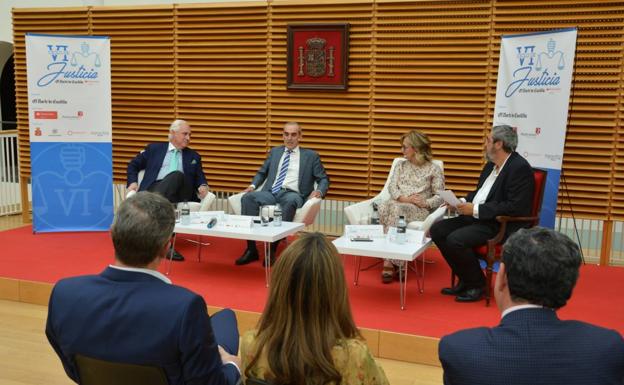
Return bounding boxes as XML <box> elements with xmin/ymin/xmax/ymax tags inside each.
<box><xmin>168</xmin><ymin>119</ymin><xmax>191</xmax><ymax>149</ymax></box>
<box><xmin>111</xmin><ymin>191</ymin><xmax>175</xmax><ymax>267</ymax></box>
<box><xmin>245</xmin><ymin>232</ymin><xmax>360</xmax><ymax>384</ymax></box>
<box><xmin>401</xmin><ymin>129</ymin><xmax>433</xmax><ymax>163</ymax></box>
<box><xmin>498</xmin><ymin>227</ymin><xmax>582</xmax><ymax>310</ymax></box>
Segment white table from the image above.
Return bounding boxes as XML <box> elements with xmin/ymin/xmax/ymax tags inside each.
<box><xmin>332</xmin><ymin>236</ymin><xmax>431</xmax><ymax>309</ymax></box>
<box><xmin>172</xmin><ymin>215</ymin><xmax>305</xmax><ymax>286</ymax></box>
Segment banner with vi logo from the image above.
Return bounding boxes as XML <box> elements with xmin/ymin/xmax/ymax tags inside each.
<box><xmin>494</xmin><ymin>28</ymin><xmax>577</xmax><ymax>228</ymax></box>
<box><xmin>26</xmin><ymin>34</ymin><xmax>112</xmax><ymax>232</ymax></box>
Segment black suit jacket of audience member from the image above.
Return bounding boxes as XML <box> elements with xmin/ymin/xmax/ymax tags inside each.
<box><xmin>465</xmin><ymin>151</ymin><xmax>534</xmax><ymax>237</ymax></box>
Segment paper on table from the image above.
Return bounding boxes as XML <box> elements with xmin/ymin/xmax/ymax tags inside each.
<box><xmin>439</xmin><ymin>190</ymin><xmax>461</xmax><ymax>208</ymax></box>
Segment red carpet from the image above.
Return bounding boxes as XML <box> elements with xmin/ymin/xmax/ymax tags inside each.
<box><xmin>1</xmin><ymin>225</ymin><xmax>623</xmax><ymax>338</ymax></box>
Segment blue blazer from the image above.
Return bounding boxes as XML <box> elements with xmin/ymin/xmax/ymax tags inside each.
<box><xmin>46</xmin><ymin>267</ymin><xmax>239</xmax><ymax>385</ymax></box>
<box><xmin>439</xmin><ymin>308</ymin><xmax>624</xmax><ymax>385</ymax></box>
<box><xmin>252</xmin><ymin>146</ymin><xmax>330</xmax><ymax>199</ymax></box>
<box><xmin>127</xmin><ymin>142</ymin><xmax>207</xmax><ymax>202</ymax></box>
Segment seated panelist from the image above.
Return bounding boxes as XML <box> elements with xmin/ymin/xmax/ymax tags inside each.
<box><xmin>126</xmin><ymin>119</ymin><xmax>209</xmax><ymax>204</ymax></box>
<box><xmin>235</xmin><ymin>121</ymin><xmax>330</xmax><ymax>266</ymax></box>
<box><xmin>378</xmin><ymin>130</ymin><xmax>444</xmax><ymax>283</ymax></box>
<box><xmin>430</xmin><ymin>124</ymin><xmax>534</xmax><ymax>302</ymax></box>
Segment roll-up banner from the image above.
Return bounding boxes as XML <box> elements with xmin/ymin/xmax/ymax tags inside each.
<box><xmin>494</xmin><ymin>28</ymin><xmax>578</xmax><ymax>228</ymax></box>
<box><xmin>26</xmin><ymin>33</ymin><xmax>112</xmax><ymax>232</ymax></box>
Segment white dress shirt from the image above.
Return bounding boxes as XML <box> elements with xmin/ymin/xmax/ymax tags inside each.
<box><xmin>272</xmin><ymin>146</ymin><xmax>300</xmax><ymax>193</ymax></box>
<box><xmin>472</xmin><ymin>153</ymin><xmax>511</xmax><ymax>218</ymax></box>
<box><xmin>109</xmin><ymin>264</ymin><xmax>172</xmax><ymax>284</ymax></box>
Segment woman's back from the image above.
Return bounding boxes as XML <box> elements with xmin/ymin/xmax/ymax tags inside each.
<box><xmin>242</xmin><ymin>330</ymin><xmax>388</xmax><ymax>385</ymax></box>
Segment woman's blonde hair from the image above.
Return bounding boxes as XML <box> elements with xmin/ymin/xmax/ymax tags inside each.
<box><xmin>401</xmin><ymin>130</ymin><xmax>433</xmax><ymax>163</ymax></box>
<box><xmin>245</xmin><ymin>232</ymin><xmax>361</xmax><ymax>385</ymax></box>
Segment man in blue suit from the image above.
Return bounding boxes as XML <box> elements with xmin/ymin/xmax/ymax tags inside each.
<box><xmin>439</xmin><ymin>227</ymin><xmax>624</xmax><ymax>385</ymax></box>
<box><xmin>235</xmin><ymin>121</ymin><xmax>330</xmax><ymax>265</ymax></box>
<box><xmin>127</xmin><ymin>119</ymin><xmax>209</xmax><ymax>205</ymax></box>
<box><xmin>46</xmin><ymin>192</ymin><xmax>241</xmax><ymax>385</ymax></box>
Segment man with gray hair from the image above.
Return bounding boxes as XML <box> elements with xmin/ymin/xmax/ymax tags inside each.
<box><xmin>431</xmin><ymin>125</ymin><xmax>534</xmax><ymax>302</ymax></box>
<box><xmin>127</xmin><ymin>119</ymin><xmax>209</xmax><ymax>205</ymax></box>
<box><xmin>46</xmin><ymin>192</ymin><xmax>241</xmax><ymax>385</ymax></box>
<box><xmin>439</xmin><ymin>227</ymin><xmax>624</xmax><ymax>384</ymax></box>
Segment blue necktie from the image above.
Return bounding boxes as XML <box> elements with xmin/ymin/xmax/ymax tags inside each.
<box><xmin>272</xmin><ymin>150</ymin><xmax>292</xmax><ymax>195</ymax></box>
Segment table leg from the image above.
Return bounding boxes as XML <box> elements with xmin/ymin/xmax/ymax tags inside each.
<box><xmin>400</xmin><ymin>260</ymin><xmax>408</xmax><ymax>310</ymax></box>
<box><xmin>264</xmin><ymin>241</ymin><xmax>270</xmax><ymax>287</ymax></box>
<box><xmin>354</xmin><ymin>256</ymin><xmax>362</xmax><ymax>285</ymax></box>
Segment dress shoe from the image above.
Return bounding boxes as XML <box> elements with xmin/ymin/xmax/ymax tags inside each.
<box><xmin>170</xmin><ymin>249</ymin><xmax>185</xmax><ymax>261</ymax></box>
<box><xmin>235</xmin><ymin>249</ymin><xmax>259</xmax><ymax>265</ymax></box>
<box><xmin>381</xmin><ymin>265</ymin><xmax>394</xmax><ymax>284</ymax></box>
<box><xmin>441</xmin><ymin>282</ymin><xmax>466</xmax><ymax>296</ymax></box>
<box><xmin>455</xmin><ymin>287</ymin><xmax>484</xmax><ymax>302</ymax></box>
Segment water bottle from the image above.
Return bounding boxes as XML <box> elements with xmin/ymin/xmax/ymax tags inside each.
<box><xmin>371</xmin><ymin>202</ymin><xmax>380</xmax><ymax>225</ymax></box>
<box><xmin>180</xmin><ymin>201</ymin><xmax>191</xmax><ymax>225</ymax></box>
<box><xmin>273</xmin><ymin>203</ymin><xmax>282</xmax><ymax>226</ymax></box>
<box><xmin>396</xmin><ymin>215</ymin><xmax>407</xmax><ymax>244</ymax></box>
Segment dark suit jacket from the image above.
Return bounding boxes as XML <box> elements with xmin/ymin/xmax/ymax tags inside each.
<box><xmin>127</xmin><ymin>142</ymin><xmax>207</xmax><ymax>202</ymax></box>
<box><xmin>466</xmin><ymin>151</ymin><xmax>534</xmax><ymax>235</ymax></box>
<box><xmin>252</xmin><ymin>146</ymin><xmax>329</xmax><ymax>199</ymax></box>
<box><xmin>46</xmin><ymin>267</ymin><xmax>239</xmax><ymax>385</ymax></box>
<box><xmin>439</xmin><ymin>308</ymin><xmax>624</xmax><ymax>385</ymax></box>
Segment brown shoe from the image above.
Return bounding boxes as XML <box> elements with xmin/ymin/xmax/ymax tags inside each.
<box><xmin>381</xmin><ymin>265</ymin><xmax>393</xmax><ymax>284</ymax></box>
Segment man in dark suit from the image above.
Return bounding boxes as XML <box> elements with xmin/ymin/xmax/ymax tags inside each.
<box><xmin>430</xmin><ymin>124</ymin><xmax>534</xmax><ymax>302</ymax></box>
<box><xmin>127</xmin><ymin>119</ymin><xmax>209</xmax><ymax>204</ymax></box>
<box><xmin>235</xmin><ymin>121</ymin><xmax>330</xmax><ymax>265</ymax></box>
<box><xmin>46</xmin><ymin>192</ymin><xmax>241</xmax><ymax>385</ymax></box>
<box><xmin>439</xmin><ymin>227</ymin><xmax>624</xmax><ymax>385</ymax></box>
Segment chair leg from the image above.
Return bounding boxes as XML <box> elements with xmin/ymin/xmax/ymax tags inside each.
<box><xmin>485</xmin><ymin>267</ymin><xmax>492</xmax><ymax>307</ymax></box>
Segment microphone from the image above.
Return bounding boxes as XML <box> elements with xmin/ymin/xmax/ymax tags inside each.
<box><xmin>207</xmin><ymin>217</ymin><xmax>217</xmax><ymax>229</ymax></box>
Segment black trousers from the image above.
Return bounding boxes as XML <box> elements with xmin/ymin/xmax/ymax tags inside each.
<box><xmin>429</xmin><ymin>215</ymin><xmax>497</xmax><ymax>289</ymax></box>
<box><xmin>240</xmin><ymin>189</ymin><xmax>304</xmax><ymax>253</ymax></box>
<box><xmin>147</xmin><ymin>171</ymin><xmax>193</xmax><ymax>204</ymax></box>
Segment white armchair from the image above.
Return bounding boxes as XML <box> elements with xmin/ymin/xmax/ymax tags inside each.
<box><xmin>125</xmin><ymin>170</ymin><xmax>216</xmax><ymax>212</ymax></box>
<box><xmin>344</xmin><ymin>158</ymin><xmax>446</xmax><ymax>236</ymax></box>
<box><xmin>228</xmin><ymin>183</ymin><xmax>322</xmax><ymax>226</ymax></box>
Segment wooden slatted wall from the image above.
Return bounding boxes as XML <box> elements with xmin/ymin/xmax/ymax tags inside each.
<box><xmin>12</xmin><ymin>0</ymin><xmax>624</xmax><ymax>220</ymax></box>
<box><xmin>91</xmin><ymin>5</ymin><xmax>176</xmax><ymax>179</ymax></box>
<box><xmin>176</xmin><ymin>2</ymin><xmax>269</xmax><ymax>191</ymax></box>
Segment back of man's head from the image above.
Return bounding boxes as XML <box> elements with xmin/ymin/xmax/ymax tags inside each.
<box><xmin>502</xmin><ymin>227</ymin><xmax>582</xmax><ymax>309</ymax></box>
<box><xmin>111</xmin><ymin>192</ymin><xmax>175</xmax><ymax>267</ymax></box>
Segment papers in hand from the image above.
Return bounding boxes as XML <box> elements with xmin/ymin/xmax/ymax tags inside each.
<box><xmin>439</xmin><ymin>190</ymin><xmax>461</xmax><ymax>208</ymax></box>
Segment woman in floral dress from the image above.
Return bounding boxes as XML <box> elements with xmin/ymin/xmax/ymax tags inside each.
<box><xmin>378</xmin><ymin>130</ymin><xmax>444</xmax><ymax>283</ymax></box>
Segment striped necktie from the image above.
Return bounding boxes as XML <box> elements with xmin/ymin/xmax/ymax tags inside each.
<box><xmin>272</xmin><ymin>149</ymin><xmax>293</xmax><ymax>195</ymax></box>
<box><xmin>169</xmin><ymin>149</ymin><xmax>179</xmax><ymax>173</ymax></box>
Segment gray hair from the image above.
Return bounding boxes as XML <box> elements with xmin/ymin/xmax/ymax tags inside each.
<box><xmin>168</xmin><ymin>119</ymin><xmax>188</xmax><ymax>140</ymax></box>
<box><xmin>111</xmin><ymin>191</ymin><xmax>175</xmax><ymax>267</ymax></box>
<box><xmin>492</xmin><ymin>124</ymin><xmax>518</xmax><ymax>153</ymax></box>
<box><xmin>284</xmin><ymin>121</ymin><xmax>301</xmax><ymax>133</ymax></box>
